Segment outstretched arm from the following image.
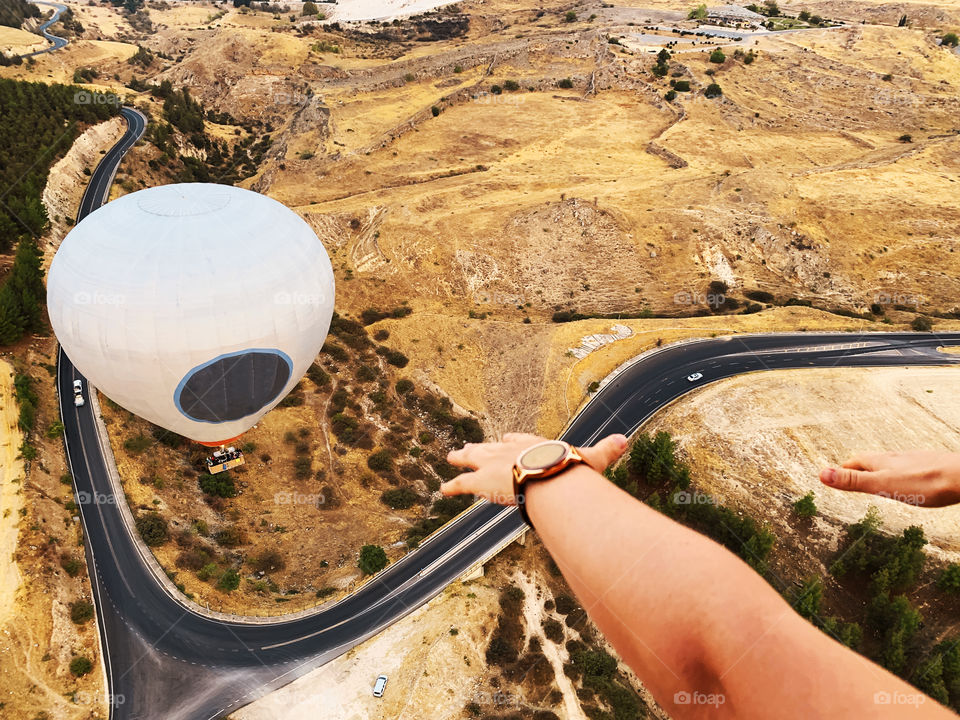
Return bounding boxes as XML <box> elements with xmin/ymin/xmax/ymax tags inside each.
<box><xmin>820</xmin><ymin>450</ymin><xmax>960</xmax><ymax>507</ymax></box>
<box><xmin>443</xmin><ymin>434</ymin><xmax>953</xmax><ymax>720</ymax></box>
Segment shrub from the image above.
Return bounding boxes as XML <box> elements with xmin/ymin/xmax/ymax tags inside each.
<box><xmin>198</xmin><ymin>472</ymin><xmax>237</xmax><ymax>498</ymax></box>
<box><xmin>124</xmin><ymin>434</ymin><xmax>153</xmax><ymax>454</ymax></box>
<box><xmin>217</xmin><ymin>569</ymin><xmax>240</xmax><ymax>591</ymax></box>
<box><xmin>214</xmin><ymin>525</ymin><xmax>247</xmax><ymax>547</ymax></box>
<box><xmin>60</xmin><ymin>553</ymin><xmax>82</xmax><ymax>577</ymax></box>
<box><xmin>70</xmin><ymin>600</ymin><xmax>95</xmax><ymax>625</ymax></box>
<box><xmin>688</xmin><ymin>3</ymin><xmax>707</xmax><ymax>19</ymax></box>
<box><xmin>793</xmin><ymin>491</ymin><xmax>818</xmax><ymax>518</ymax></box>
<box><xmin>704</xmin><ymin>83</ymin><xmax>723</xmax><ymax>98</ymax></box>
<box><xmin>555</xmin><ymin>594</ymin><xmax>576</xmax><ymax>615</ymax></box>
<box><xmin>938</xmin><ymin>564</ymin><xmax>960</xmax><ymax>594</ymax></box>
<box><xmin>381</xmin><ymin>487</ymin><xmax>419</xmax><ymax>509</ymax></box>
<box><xmin>911</xmin><ymin>316</ymin><xmax>933</xmax><ymax>332</ymax></box>
<box><xmin>709</xmin><ymin>48</ymin><xmax>726</xmax><ymax>63</ymax></box>
<box><xmin>665</xmin><ymin>89</ymin><xmax>677</xmax><ymax>101</ymax></box>
<box><xmin>503</xmin><ymin>79</ymin><xmax>520</xmax><ymax>91</ymax></box>
<box><xmin>331</xmin><ymin>413</ymin><xmax>359</xmax><ymax>443</ymax></box>
<box><xmin>306</xmin><ymin>362</ymin><xmax>330</xmax><ymax>387</ymax></box>
<box><xmin>316</xmin><ymin>586</ymin><xmax>337</xmax><ymax>598</ymax></box>
<box><xmin>356</xmin><ymin>364</ymin><xmax>377</xmax><ymax>382</ymax></box>
<box><xmin>321</xmin><ymin>342</ymin><xmax>348</xmax><ymax>361</ymax></box>
<box><xmin>386</xmin><ymin>350</ymin><xmax>409</xmax><ymax>368</ymax></box>
<box><xmin>942</xmin><ymin>32</ymin><xmax>959</xmax><ymax>47</ymax></box>
<box><xmin>544</xmin><ymin>618</ymin><xmax>564</xmax><ymax>643</ymax></box>
<box><xmin>358</xmin><ymin>544</ymin><xmax>388</xmax><ymax>574</ymax></box>
<box><xmin>70</xmin><ymin>656</ymin><xmax>93</xmax><ymax>677</ymax></box>
<box><xmin>367</xmin><ymin>449</ymin><xmax>393</xmax><ymax>473</ymax></box>
<box><xmin>673</xmin><ymin>80</ymin><xmax>691</xmax><ymax>92</ymax></box>
<box><xmin>490</xmin><ymin>84</ymin><xmax>502</xmax><ymax>94</ymax></box>
<box><xmin>249</xmin><ymin>549</ymin><xmax>286</xmax><ymax>573</ymax></box>
<box><xmin>46</xmin><ymin>421</ymin><xmax>64</xmax><ymax>439</ymax></box>
<box><xmin>898</xmin><ymin>133</ymin><xmax>912</xmax><ymax>143</ymax></box>
<box><xmin>135</xmin><ymin>512</ymin><xmax>168</xmax><ymax>546</ymax></box>
<box><xmin>302</xmin><ymin>1</ymin><xmax>318</xmax><ymax>14</ymax></box>
<box><xmin>176</xmin><ymin>547</ymin><xmax>213</xmax><ymax>571</ymax></box>
<box><xmin>557</xmin><ymin>78</ymin><xmax>574</xmax><ymax>89</ymax></box>
<box><xmin>294</xmin><ymin>456</ymin><xmax>312</xmax><ymax>479</ymax></box>
<box><xmin>197</xmin><ymin>563</ymin><xmax>219</xmax><ymax>581</ymax></box>
<box><xmin>564</xmin><ymin>10</ymin><xmax>576</xmax><ymax>22</ymax></box>
<box><xmin>431</xmin><ymin>105</ymin><xmax>440</xmax><ymax>117</ymax></box>
<box><xmin>745</xmin><ymin>289</ymin><xmax>774</xmax><ymax>303</ymax></box>
<box><xmin>395</xmin><ymin>378</ymin><xmax>414</xmax><ymax>395</ymax></box>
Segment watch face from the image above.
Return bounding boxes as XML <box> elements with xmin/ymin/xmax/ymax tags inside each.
<box><xmin>520</xmin><ymin>441</ymin><xmax>568</xmax><ymax>470</ymax></box>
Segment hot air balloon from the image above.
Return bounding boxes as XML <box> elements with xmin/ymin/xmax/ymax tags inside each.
<box><xmin>47</xmin><ymin>183</ymin><xmax>335</xmax><ymax>462</ymax></box>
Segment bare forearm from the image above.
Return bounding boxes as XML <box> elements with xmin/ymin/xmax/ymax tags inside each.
<box><xmin>442</xmin><ymin>434</ymin><xmax>951</xmax><ymax>718</ymax></box>
<box><xmin>525</xmin><ymin>465</ymin><xmax>952</xmax><ymax>719</ymax></box>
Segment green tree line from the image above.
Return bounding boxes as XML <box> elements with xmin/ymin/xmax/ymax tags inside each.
<box><xmin>608</xmin><ymin>430</ymin><xmax>960</xmax><ymax>712</ymax></box>
<box><xmin>0</xmin><ymin>0</ymin><xmax>40</xmax><ymax>28</ymax></box>
<box><xmin>0</xmin><ymin>78</ymin><xmax>119</xmax><ymax>345</ymax></box>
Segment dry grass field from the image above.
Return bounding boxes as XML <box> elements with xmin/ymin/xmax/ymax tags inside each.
<box><xmin>2</xmin><ymin>0</ymin><xmax>960</xmax><ymax>715</ymax></box>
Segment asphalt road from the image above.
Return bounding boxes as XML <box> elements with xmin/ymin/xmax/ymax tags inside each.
<box><xmin>55</xmin><ymin>109</ymin><xmax>960</xmax><ymax>719</ymax></box>
<box><xmin>22</xmin><ymin>1</ymin><xmax>69</xmax><ymax>57</ymax></box>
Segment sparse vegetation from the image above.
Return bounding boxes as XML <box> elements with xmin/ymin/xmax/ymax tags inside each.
<box><xmin>793</xmin><ymin>491</ymin><xmax>818</xmax><ymax>518</ymax></box>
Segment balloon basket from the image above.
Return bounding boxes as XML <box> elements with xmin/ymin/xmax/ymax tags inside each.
<box><xmin>206</xmin><ymin>447</ymin><xmax>245</xmax><ymax>474</ymax></box>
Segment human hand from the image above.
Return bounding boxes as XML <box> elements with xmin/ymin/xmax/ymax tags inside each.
<box><xmin>820</xmin><ymin>450</ymin><xmax>960</xmax><ymax>508</ymax></box>
<box><xmin>441</xmin><ymin>432</ymin><xmax>629</xmax><ymax>505</ymax></box>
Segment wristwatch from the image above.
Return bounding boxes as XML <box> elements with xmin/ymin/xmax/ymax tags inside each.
<box><xmin>512</xmin><ymin>440</ymin><xmax>585</xmax><ymax>528</ymax></box>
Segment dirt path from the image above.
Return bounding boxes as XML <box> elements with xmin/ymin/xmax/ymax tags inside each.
<box><xmin>0</xmin><ymin>359</ymin><xmax>24</xmax><ymax>627</ymax></box>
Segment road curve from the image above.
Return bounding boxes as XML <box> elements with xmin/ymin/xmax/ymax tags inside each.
<box><xmin>55</xmin><ymin>109</ymin><xmax>960</xmax><ymax>719</ymax></box>
<box><xmin>22</xmin><ymin>1</ymin><xmax>69</xmax><ymax>57</ymax></box>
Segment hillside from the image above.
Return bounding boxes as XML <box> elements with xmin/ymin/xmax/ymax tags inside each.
<box><xmin>1</xmin><ymin>0</ymin><xmax>959</xmax><ymax>717</ymax></box>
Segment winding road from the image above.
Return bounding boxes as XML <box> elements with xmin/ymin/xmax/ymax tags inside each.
<box><xmin>21</xmin><ymin>1</ymin><xmax>69</xmax><ymax>57</ymax></box>
<box><xmin>55</xmin><ymin>109</ymin><xmax>960</xmax><ymax>719</ymax></box>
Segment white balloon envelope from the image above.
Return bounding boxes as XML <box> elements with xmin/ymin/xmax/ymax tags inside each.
<box><xmin>48</xmin><ymin>183</ymin><xmax>335</xmax><ymax>445</ymax></box>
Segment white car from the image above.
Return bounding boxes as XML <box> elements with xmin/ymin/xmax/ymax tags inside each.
<box><xmin>686</xmin><ymin>372</ymin><xmax>704</xmax><ymax>382</ymax></box>
<box><xmin>372</xmin><ymin>674</ymin><xmax>388</xmax><ymax>698</ymax></box>
<box><xmin>73</xmin><ymin>379</ymin><xmax>85</xmax><ymax>407</ymax></box>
